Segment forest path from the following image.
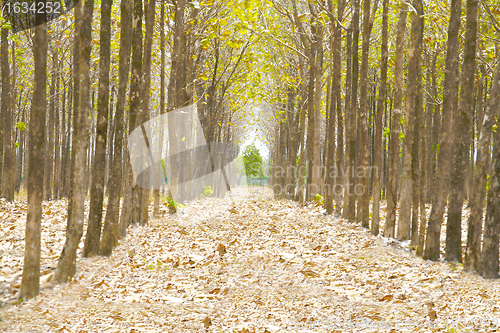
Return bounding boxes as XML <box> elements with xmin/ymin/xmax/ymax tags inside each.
<box><xmin>1</xmin><ymin>188</ymin><xmax>499</xmax><ymax>332</ymax></box>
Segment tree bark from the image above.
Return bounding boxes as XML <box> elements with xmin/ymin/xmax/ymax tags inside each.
<box><xmin>480</xmin><ymin>109</ymin><xmax>500</xmax><ymax>279</ymax></box>
<box><xmin>44</xmin><ymin>52</ymin><xmax>57</xmax><ymax>201</ymax></box>
<box><xmin>357</xmin><ymin>0</ymin><xmax>373</xmax><ymax>228</ymax></box>
<box><xmin>371</xmin><ymin>0</ymin><xmax>388</xmax><ymax>235</ymax></box>
<box><xmin>398</xmin><ymin>0</ymin><xmax>421</xmax><ymax>241</ymax></box>
<box><xmin>1</xmin><ymin>27</ymin><xmax>14</xmax><ymax>202</ymax></box>
<box><xmin>54</xmin><ymin>0</ymin><xmax>94</xmax><ymax>283</ymax></box>
<box><xmin>464</xmin><ymin>66</ymin><xmax>500</xmax><ymax>272</ymax></box>
<box><xmin>20</xmin><ymin>13</ymin><xmax>47</xmax><ymax>301</ymax></box>
<box><xmin>384</xmin><ymin>2</ymin><xmax>407</xmax><ymax>237</ymax></box>
<box><xmin>423</xmin><ymin>0</ymin><xmax>462</xmax><ymax>261</ymax></box>
<box><xmin>154</xmin><ymin>0</ymin><xmax>166</xmax><ymax>217</ymax></box>
<box><xmin>345</xmin><ymin>0</ymin><xmax>360</xmax><ymax>222</ymax></box>
<box><xmin>445</xmin><ymin>0</ymin><xmax>478</xmax><ymax>263</ymax></box>
<box><xmin>84</xmin><ymin>0</ymin><xmax>113</xmax><ymax>257</ymax></box>
<box><xmin>101</xmin><ymin>0</ymin><xmax>133</xmax><ymax>254</ymax></box>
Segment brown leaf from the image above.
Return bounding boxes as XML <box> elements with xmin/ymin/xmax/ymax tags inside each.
<box><xmin>217</xmin><ymin>243</ymin><xmax>227</xmax><ymax>256</ymax></box>
<box><xmin>378</xmin><ymin>294</ymin><xmax>393</xmax><ymax>302</ymax></box>
<box><xmin>202</xmin><ymin>316</ymin><xmax>212</xmax><ymax>327</ymax></box>
<box><xmin>300</xmin><ymin>270</ymin><xmax>320</xmax><ymax>278</ymax></box>
<box><xmin>427</xmin><ymin>309</ymin><xmax>438</xmax><ymax>320</ymax></box>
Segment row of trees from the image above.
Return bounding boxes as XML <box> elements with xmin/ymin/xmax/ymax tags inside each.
<box><xmin>266</xmin><ymin>0</ymin><xmax>500</xmax><ymax>279</ymax></box>
<box><xmin>1</xmin><ymin>0</ymin><xmax>263</xmax><ymax>300</ymax></box>
<box><xmin>1</xmin><ymin>0</ymin><xmax>499</xmax><ymax>301</ymax></box>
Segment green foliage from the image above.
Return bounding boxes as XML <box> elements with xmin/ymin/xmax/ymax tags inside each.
<box><xmin>486</xmin><ymin>174</ymin><xmax>491</xmax><ymax>194</ymax></box>
<box><xmin>165</xmin><ymin>197</ymin><xmax>185</xmax><ymax>209</ymax></box>
<box><xmin>202</xmin><ymin>185</ymin><xmax>213</xmax><ymax>197</ymax></box>
<box><xmin>313</xmin><ymin>194</ymin><xmax>324</xmax><ymax>205</ymax></box>
<box><xmin>383</xmin><ymin>126</ymin><xmax>391</xmax><ymax>138</ymax></box>
<box><xmin>15</xmin><ymin>121</ymin><xmax>26</xmax><ymax>132</ymax></box>
<box><xmin>242</xmin><ymin>143</ymin><xmax>263</xmax><ymax>178</ymax></box>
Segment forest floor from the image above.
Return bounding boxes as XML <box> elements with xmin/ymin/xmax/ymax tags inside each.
<box><xmin>1</xmin><ymin>187</ymin><xmax>499</xmax><ymax>332</ymax></box>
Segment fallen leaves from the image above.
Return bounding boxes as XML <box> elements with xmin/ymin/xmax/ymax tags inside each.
<box><xmin>1</xmin><ymin>189</ymin><xmax>499</xmax><ymax>332</ymax></box>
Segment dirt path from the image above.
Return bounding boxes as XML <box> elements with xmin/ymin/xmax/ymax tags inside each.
<box><xmin>1</xmin><ymin>188</ymin><xmax>499</xmax><ymax>332</ymax></box>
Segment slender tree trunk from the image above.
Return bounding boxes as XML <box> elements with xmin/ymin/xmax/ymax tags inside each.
<box><xmin>154</xmin><ymin>0</ymin><xmax>166</xmax><ymax>217</ymax></box>
<box><xmin>423</xmin><ymin>0</ymin><xmax>462</xmax><ymax>261</ymax></box>
<box><xmin>480</xmin><ymin>112</ymin><xmax>500</xmax><ymax>279</ymax></box>
<box><xmin>445</xmin><ymin>0</ymin><xmax>478</xmax><ymax>263</ymax></box>
<box><xmin>311</xmin><ymin>16</ymin><xmax>323</xmax><ymax>200</ymax></box>
<box><xmin>53</xmin><ymin>73</ymin><xmax>61</xmax><ymax>199</ymax></box>
<box><xmin>102</xmin><ymin>0</ymin><xmax>133</xmax><ymax>253</ymax></box>
<box><xmin>345</xmin><ymin>0</ymin><xmax>360</xmax><ymax>222</ymax></box>
<box><xmin>19</xmin><ymin>14</ymin><xmax>47</xmax><ymax>301</ymax></box>
<box><xmin>44</xmin><ymin>52</ymin><xmax>57</xmax><ymax>201</ymax></box>
<box><xmin>333</xmin><ymin>3</ymin><xmax>345</xmax><ymax>217</ymax></box>
<box><xmin>295</xmin><ymin>60</ymin><xmax>308</xmax><ymax>202</ymax></box>
<box><xmin>357</xmin><ymin>0</ymin><xmax>372</xmax><ymax>228</ymax></box>
<box><xmin>121</xmin><ymin>0</ymin><xmax>144</xmax><ymax>228</ymax></box>
<box><xmin>54</xmin><ymin>0</ymin><xmax>94</xmax><ymax>283</ymax></box>
<box><xmin>305</xmin><ymin>24</ymin><xmax>316</xmax><ymax>202</ymax></box>
<box><xmin>464</xmin><ymin>66</ymin><xmax>500</xmax><ymax>272</ymax></box>
<box><xmin>398</xmin><ymin>0</ymin><xmax>422</xmax><ymax>241</ymax></box>
<box><xmin>324</xmin><ymin>0</ymin><xmax>339</xmax><ymax>214</ymax></box>
<box><xmin>371</xmin><ymin>0</ymin><xmax>388</xmax><ymax>235</ymax></box>
<box><xmin>1</xmin><ymin>27</ymin><xmax>14</xmax><ymax>202</ymax></box>
<box><xmin>84</xmin><ymin>0</ymin><xmax>113</xmax><ymax>257</ymax></box>
<box><xmin>384</xmin><ymin>2</ymin><xmax>407</xmax><ymax>237</ymax></box>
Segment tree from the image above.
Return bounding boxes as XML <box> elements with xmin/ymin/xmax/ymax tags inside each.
<box><xmin>83</xmin><ymin>0</ymin><xmax>114</xmax><ymax>257</ymax></box>
<box><xmin>243</xmin><ymin>143</ymin><xmax>263</xmax><ymax>179</ymax></box>
<box><xmin>445</xmin><ymin>0</ymin><xmax>478</xmax><ymax>263</ymax></box>
<box><xmin>1</xmin><ymin>25</ymin><xmax>14</xmax><ymax>201</ymax></box>
<box><xmin>423</xmin><ymin>0</ymin><xmax>462</xmax><ymax>261</ymax></box>
<box><xmin>398</xmin><ymin>0</ymin><xmax>422</xmax><ymax>241</ymax></box>
<box><xmin>464</xmin><ymin>65</ymin><xmax>500</xmax><ymax>272</ymax></box>
<box><xmin>100</xmin><ymin>0</ymin><xmax>133</xmax><ymax>255</ymax></box>
<box><xmin>384</xmin><ymin>2</ymin><xmax>407</xmax><ymax>238</ymax></box>
<box><xmin>371</xmin><ymin>0</ymin><xmax>388</xmax><ymax>235</ymax></box>
<box><xmin>20</xmin><ymin>10</ymin><xmax>47</xmax><ymax>300</ymax></box>
<box><xmin>344</xmin><ymin>0</ymin><xmax>360</xmax><ymax>222</ymax></box>
<box><xmin>54</xmin><ymin>0</ymin><xmax>94</xmax><ymax>283</ymax></box>
<box><xmin>356</xmin><ymin>0</ymin><xmax>375</xmax><ymax>228</ymax></box>
<box><xmin>480</xmin><ymin>110</ymin><xmax>500</xmax><ymax>279</ymax></box>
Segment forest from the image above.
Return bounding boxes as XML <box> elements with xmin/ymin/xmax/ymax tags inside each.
<box><xmin>1</xmin><ymin>0</ymin><xmax>500</xmax><ymax>330</ymax></box>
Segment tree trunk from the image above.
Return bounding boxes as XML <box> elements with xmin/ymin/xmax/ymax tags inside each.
<box><xmin>19</xmin><ymin>13</ymin><xmax>47</xmax><ymax>301</ymax></box>
<box><xmin>357</xmin><ymin>0</ymin><xmax>372</xmax><ymax>228</ymax></box>
<box><xmin>311</xmin><ymin>14</ymin><xmax>323</xmax><ymax>200</ymax></box>
<box><xmin>464</xmin><ymin>66</ymin><xmax>500</xmax><ymax>272</ymax></box>
<box><xmin>398</xmin><ymin>0</ymin><xmax>421</xmax><ymax>241</ymax></box>
<box><xmin>101</xmin><ymin>0</ymin><xmax>133</xmax><ymax>254</ymax></box>
<box><xmin>154</xmin><ymin>0</ymin><xmax>166</xmax><ymax>217</ymax></box>
<box><xmin>53</xmin><ymin>72</ymin><xmax>61</xmax><ymax>199</ymax></box>
<box><xmin>54</xmin><ymin>0</ymin><xmax>94</xmax><ymax>283</ymax></box>
<box><xmin>384</xmin><ymin>2</ymin><xmax>407</xmax><ymax>237</ymax></box>
<box><xmin>333</xmin><ymin>3</ymin><xmax>345</xmax><ymax>216</ymax></box>
<box><xmin>84</xmin><ymin>0</ymin><xmax>113</xmax><ymax>257</ymax></box>
<box><xmin>1</xmin><ymin>27</ymin><xmax>14</xmax><ymax>202</ymax></box>
<box><xmin>371</xmin><ymin>0</ymin><xmax>388</xmax><ymax>235</ymax></box>
<box><xmin>480</xmin><ymin>111</ymin><xmax>500</xmax><ymax>279</ymax></box>
<box><xmin>445</xmin><ymin>0</ymin><xmax>478</xmax><ymax>263</ymax></box>
<box><xmin>423</xmin><ymin>0</ymin><xmax>462</xmax><ymax>261</ymax></box>
<box><xmin>345</xmin><ymin>0</ymin><xmax>359</xmax><ymax>222</ymax></box>
<box><xmin>44</xmin><ymin>52</ymin><xmax>57</xmax><ymax>201</ymax></box>
<box><xmin>137</xmin><ymin>0</ymin><xmax>156</xmax><ymax>226</ymax></box>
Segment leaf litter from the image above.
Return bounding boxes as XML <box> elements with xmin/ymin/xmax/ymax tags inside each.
<box><xmin>0</xmin><ymin>188</ymin><xmax>499</xmax><ymax>332</ymax></box>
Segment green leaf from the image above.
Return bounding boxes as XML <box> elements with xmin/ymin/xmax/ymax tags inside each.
<box><xmin>15</xmin><ymin>121</ymin><xmax>26</xmax><ymax>131</ymax></box>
